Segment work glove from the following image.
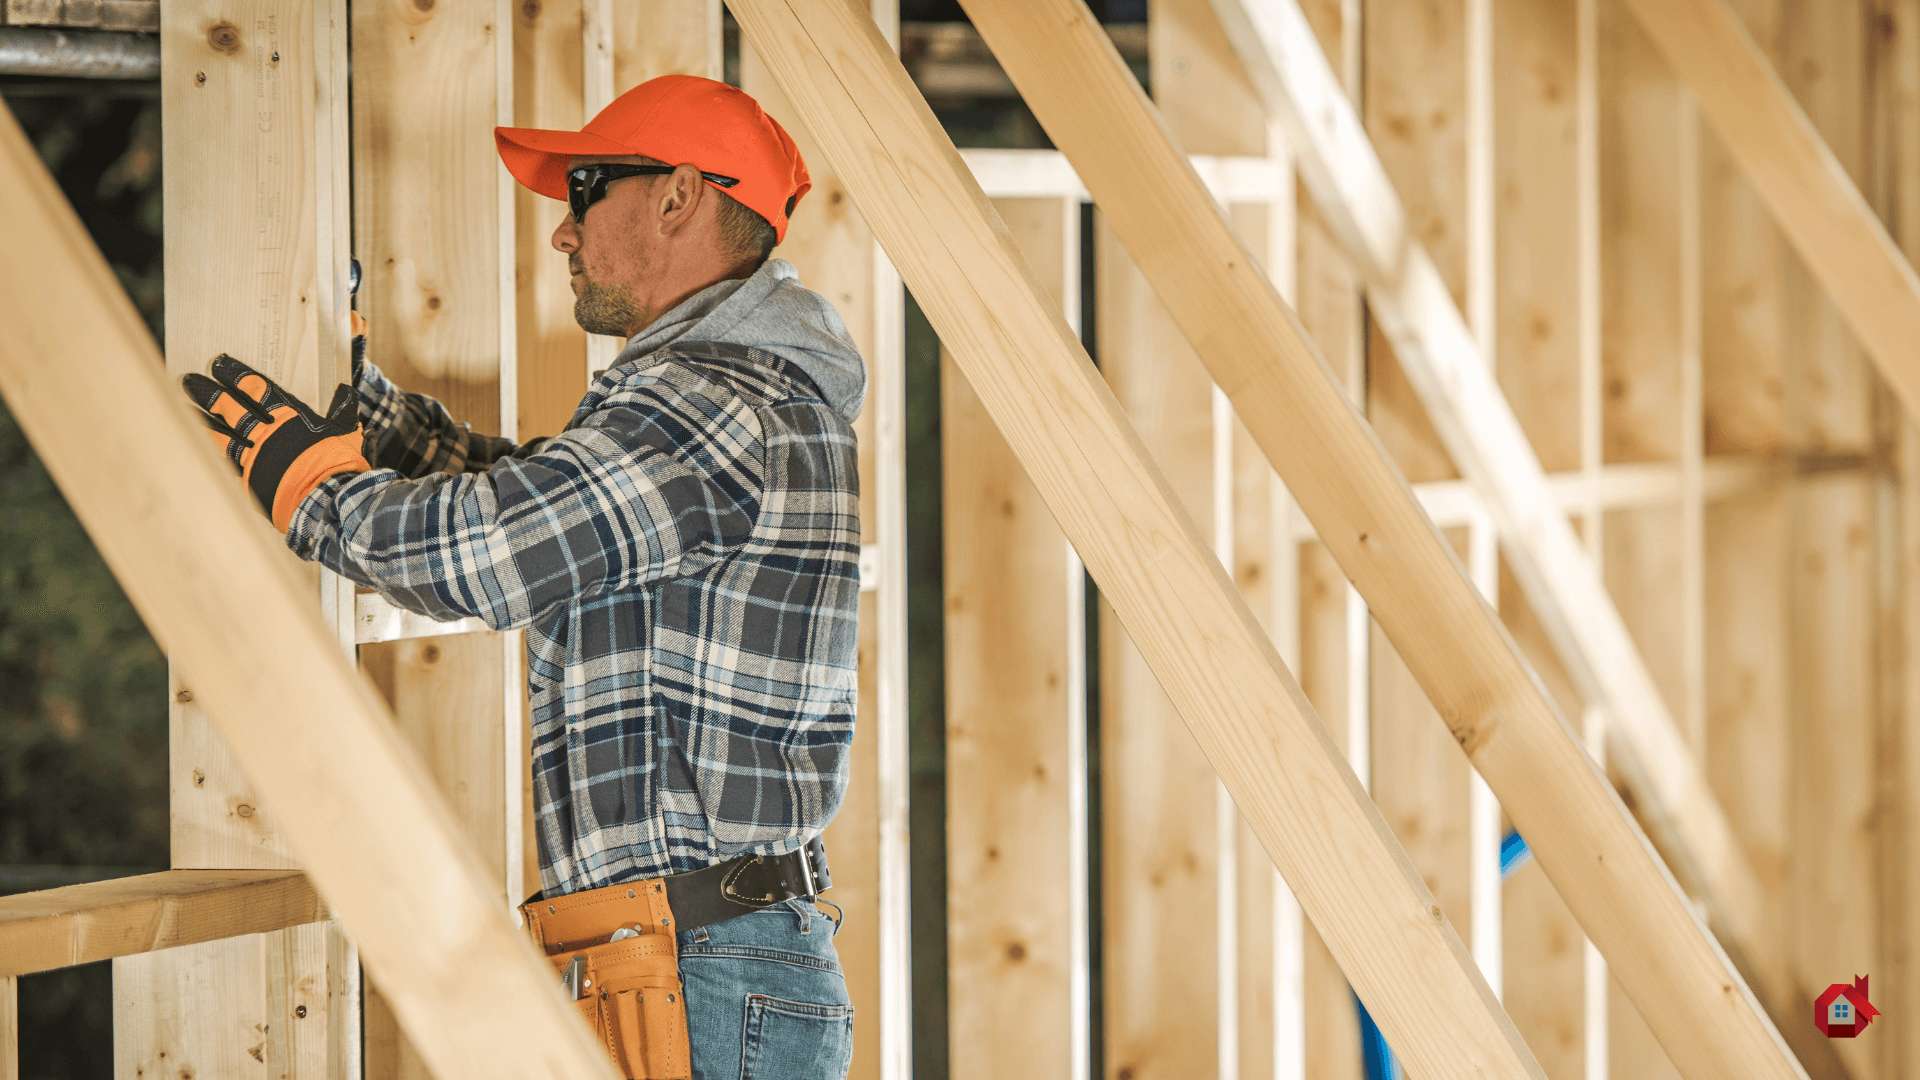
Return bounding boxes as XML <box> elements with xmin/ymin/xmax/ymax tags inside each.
<box><xmin>182</xmin><ymin>355</ymin><xmax>371</xmax><ymax>533</ymax></box>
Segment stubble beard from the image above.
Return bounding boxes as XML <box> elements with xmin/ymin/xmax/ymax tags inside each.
<box><xmin>573</xmin><ymin>275</ymin><xmax>646</xmax><ymax>339</ymax></box>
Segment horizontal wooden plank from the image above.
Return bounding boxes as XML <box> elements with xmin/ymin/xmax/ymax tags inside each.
<box><xmin>0</xmin><ymin>871</ymin><xmax>325</xmax><ymax>977</ymax></box>
<box><xmin>959</xmin><ymin>147</ymin><xmax>1284</xmax><ymax>202</ymax></box>
<box><xmin>354</xmin><ymin>592</ymin><xmax>490</xmax><ymax>644</ymax></box>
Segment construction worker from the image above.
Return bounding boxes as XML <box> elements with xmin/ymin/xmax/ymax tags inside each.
<box><xmin>181</xmin><ymin>76</ymin><xmax>863</xmax><ymax>1080</ymax></box>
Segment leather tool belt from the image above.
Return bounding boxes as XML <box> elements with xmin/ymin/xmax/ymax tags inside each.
<box><xmin>520</xmin><ymin>837</ymin><xmax>833</xmax><ymax>1080</ymax></box>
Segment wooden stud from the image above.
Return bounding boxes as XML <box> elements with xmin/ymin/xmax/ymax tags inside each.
<box><xmin>1487</xmin><ymin>2</ymin><xmax>1586</xmax><ymax>1070</ymax></box>
<box><xmin>0</xmin><ymin>872</ymin><xmax>325</xmax><ymax>977</ymax></box>
<box><xmin>1360</xmin><ymin>2</ymin><xmax>1480</xmax><ymax>1054</ymax></box>
<box><xmin>740</xmin><ymin>7</ymin><xmax>910</xmax><ymax>1076</ymax></box>
<box><xmin>1</xmin><ymin>976</ymin><xmax>15</xmax><ymax>1080</ymax></box>
<box><xmin>724</xmin><ymin>3</ymin><xmax>1548</xmax><ymax>1077</ymax></box>
<box><xmin>1617</xmin><ymin>0</ymin><xmax>1920</xmax><ymax>426</ymax></box>
<box><xmin>350</xmin><ymin>2</ymin><xmax>520</xmax><ymax>1075</ymax></box>
<box><xmin>0</xmin><ymin>97</ymin><xmax>623</xmax><ymax>1080</ymax></box>
<box><xmin>119</xmin><ymin>1</ymin><xmax>358</xmax><ymax>1074</ymax></box>
<box><xmin>513</xmin><ymin>0</ymin><xmax>588</xmax><ymax>442</ymax></box>
<box><xmin>1594</xmin><ymin>7</ymin><xmax>1688</xmax><ymax>1074</ymax></box>
<box><xmin>1289</xmin><ymin>7</ymin><xmax>1367</xmax><ymax>1077</ymax></box>
<box><xmin>944</xmin><ymin>196</ymin><xmax>1083</xmax><ymax>1080</ymax></box>
<box><xmin>1872</xmin><ymin>0</ymin><xmax>1920</xmax><ymax>1068</ymax></box>
<box><xmin>1094</xmin><ymin>203</ymin><xmax>1221</xmax><ymax>1080</ymax></box>
<box><xmin>1777</xmin><ymin>8</ymin><xmax>1884</xmax><ymax>1080</ymax></box>
<box><xmin>1201</xmin><ymin>0</ymin><xmax>1774</xmax><ymax>972</ymax></box>
<box><xmin>956</xmin><ymin>0</ymin><xmax>1802</xmax><ymax>1076</ymax></box>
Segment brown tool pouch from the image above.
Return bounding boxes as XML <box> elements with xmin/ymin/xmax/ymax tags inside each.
<box><xmin>524</xmin><ymin>880</ymin><xmax>692</xmax><ymax>1080</ymax></box>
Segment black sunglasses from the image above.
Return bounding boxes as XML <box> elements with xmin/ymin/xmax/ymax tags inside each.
<box><xmin>566</xmin><ymin>163</ymin><xmax>740</xmax><ymax>227</ymax></box>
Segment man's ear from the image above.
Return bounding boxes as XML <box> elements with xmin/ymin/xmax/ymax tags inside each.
<box><xmin>654</xmin><ymin>163</ymin><xmax>706</xmax><ymax>235</ymax></box>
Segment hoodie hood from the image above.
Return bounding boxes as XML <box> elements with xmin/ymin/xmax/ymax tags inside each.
<box><xmin>612</xmin><ymin>258</ymin><xmax>867</xmax><ymax>423</ymax></box>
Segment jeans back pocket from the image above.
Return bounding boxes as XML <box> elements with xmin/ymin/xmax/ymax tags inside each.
<box><xmin>740</xmin><ymin>994</ymin><xmax>854</xmax><ymax>1080</ymax></box>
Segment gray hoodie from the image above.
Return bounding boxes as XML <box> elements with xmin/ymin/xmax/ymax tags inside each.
<box><xmin>611</xmin><ymin>258</ymin><xmax>867</xmax><ymax>423</ymax></box>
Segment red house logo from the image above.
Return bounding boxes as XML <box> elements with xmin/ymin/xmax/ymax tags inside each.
<box><xmin>1814</xmin><ymin>976</ymin><xmax>1880</xmax><ymax>1038</ymax></box>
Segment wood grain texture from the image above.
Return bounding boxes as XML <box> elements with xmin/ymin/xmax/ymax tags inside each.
<box><xmin>1490</xmin><ymin>5</ymin><xmax>1586</xmax><ymax>1073</ymax></box>
<box><xmin>1211</xmin><ymin>0</ymin><xmax>1770</xmax><ymax>958</ymax></box>
<box><xmin>115</xmin><ymin>922</ymin><xmax>358</xmax><ymax>1080</ymax></box>
<box><xmin>961</xmin><ymin>0</ymin><xmax>1801</xmax><ymax>1076</ymax></box>
<box><xmin>1096</xmin><ymin>208</ymin><xmax>1221</xmax><ymax>1080</ymax></box>
<box><xmin>353</xmin><ymin>4</ymin><xmax>518</xmax><ymax>1075</ymax></box>
<box><xmin>0</xmin><ymin>871</ymin><xmax>324</xmax><ymax>977</ymax></box>
<box><xmin>612</xmin><ymin>0</ymin><xmax>719</xmax><ymax>91</ymax></box>
<box><xmin>1359</xmin><ymin>5</ymin><xmax>1479</xmax><ymax>1045</ymax></box>
<box><xmin>1289</xmin><ymin>11</ymin><xmax>1366</xmax><ymax>1079</ymax></box>
<box><xmin>130</xmin><ymin>2</ymin><xmax>357</xmax><ymax>1075</ymax></box>
<box><xmin>725</xmin><ymin>2</ymin><xmax>1547</xmax><ymax>1077</ymax></box>
<box><xmin>513</xmin><ymin>0</ymin><xmax>588</xmax><ymax>441</ymax></box>
<box><xmin>943</xmin><ymin>199</ymin><xmax>1080</xmax><ymax>1080</ymax></box>
<box><xmin>0</xmin><ymin>96</ymin><xmax>622</xmax><ymax>1080</ymax></box>
<box><xmin>1100</xmin><ymin>1</ymin><xmax>1266</xmax><ymax>1069</ymax></box>
<box><xmin>740</xmin><ymin>9</ymin><xmax>905</xmax><ymax>1075</ymax></box>
<box><xmin>1295</xmin><ymin>542</ymin><xmax>1365</xmax><ymax>1080</ymax></box>
<box><xmin>0</xmin><ymin>976</ymin><xmax>15</xmax><ymax>1080</ymax></box>
<box><xmin>1617</xmin><ymin>0</ymin><xmax>1920</xmax><ymax>427</ymax></box>
<box><xmin>1872</xmin><ymin>3</ymin><xmax>1920</xmax><ymax>1070</ymax></box>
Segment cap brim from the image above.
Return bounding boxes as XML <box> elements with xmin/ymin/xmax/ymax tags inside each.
<box><xmin>494</xmin><ymin>127</ymin><xmax>638</xmax><ymax>201</ymax></box>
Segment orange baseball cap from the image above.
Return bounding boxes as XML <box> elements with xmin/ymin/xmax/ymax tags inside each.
<box><xmin>495</xmin><ymin>74</ymin><xmax>811</xmax><ymax>243</ymax></box>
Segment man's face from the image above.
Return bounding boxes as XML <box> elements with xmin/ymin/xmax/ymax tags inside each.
<box><xmin>552</xmin><ymin>156</ymin><xmax>659</xmax><ymax>338</ymax></box>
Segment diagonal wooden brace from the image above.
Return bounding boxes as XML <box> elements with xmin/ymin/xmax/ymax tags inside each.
<box><xmin>0</xmin><ymin>102</ymin><xmax>621</xmax><ymax>1080</ymax></box>
<box><xmin>725</xmin><ymin>1</ymin><xmax>1544</xmax><ymax>1077</ymax></box>
<box><xmin>950</xmin><ymin>0</ymin><xmax>1807</xmax><ymax>1077</ymax></box>
<box><xmin>1621</xmin><ymin>0</ymin><xmax>1920</xmax><ymax>422</ymax></box>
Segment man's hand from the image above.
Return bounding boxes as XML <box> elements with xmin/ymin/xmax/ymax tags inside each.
<box><xmin>182</xmin><ymin>355</ymin><xmax>371</xmax><ymax>532</ymax></box>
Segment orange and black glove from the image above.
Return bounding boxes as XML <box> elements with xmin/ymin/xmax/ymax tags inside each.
<box><xmin>182</xmin><ymin>355</ymin><xmax>371</xmax><ymax>533</ymax></box>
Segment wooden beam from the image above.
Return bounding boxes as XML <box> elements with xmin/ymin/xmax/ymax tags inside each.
<box><xmin>1</xmin><ymin>975</ymin><xmax>15</xmax><ymax>1080</ymax></box>
<box><xmin>1200</xmin><ymin>0</ymin><xmax>1772</xmax><ymax>964</ymax></box>
<box><xmin>0</xmin><ymin>872</ymin><xmax>325</xmax><ymax>978</ymax></box>
<box><xmin>1617</xmin><ymin>0</ymin><xmax>1920</xmax><ymax>425</ymax></box>
<box><xmin>956</xmin><ymin>1</ymin><xmax>1800</xmax><ymax>1078</ymax></box>
<box><xmin>121</xmin><ymin>2</ymin><xmax>358</xmax><ymax>1074</ymax></box>
<box><xmin>943</xmin><ymin>196</ymin><xmax>1083</xmax><ymax>1080</ymax></box>
<box><xmin>723</xmin><ymin>3</ymin><xmax>1544</xmax><ymax>1078</ymax></box>
<box><xmin>740</xmin><ymin>8</ymin><xmax>910</xmax><ymax>1076</ymax></box>
<box><xmin>0</xmin><ymin>99</ymin><xmax>623</xmax><ymax>1080</ymax></box>
<box><xmin>351</xmin><ymin>4</ymin><xmax>521</xmax><ymax>1074</ymax></box>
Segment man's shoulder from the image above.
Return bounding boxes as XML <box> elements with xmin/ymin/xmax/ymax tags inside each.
<box><xmin>603</xmin><ymin>342</ymin><xmax>847</xmax><ymax>432</ymax></box>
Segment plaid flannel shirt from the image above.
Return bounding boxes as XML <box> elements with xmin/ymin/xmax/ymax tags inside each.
<box><xmin>287</xmin><ymin>341</ymin><xmax>861</xmax><ymax>896</ymax></box>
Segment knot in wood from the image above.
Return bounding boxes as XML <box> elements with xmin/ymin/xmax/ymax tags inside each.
<box><xmin>207</xmin><ymin>23</ymin><xmax>241</xmax><ymax>53</ymax></box>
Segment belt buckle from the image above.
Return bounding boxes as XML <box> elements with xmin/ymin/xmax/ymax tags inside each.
<box><xmin>775</xmin><ymin>837</ymin><xmax>827</xmax><ymax>899</ymax></box>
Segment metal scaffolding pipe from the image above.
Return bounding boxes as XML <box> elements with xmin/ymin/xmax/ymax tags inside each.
<box><xmin>0</xmin><ymin>27</ymin><xmax>157</xmax><ymax>81</ymax></box>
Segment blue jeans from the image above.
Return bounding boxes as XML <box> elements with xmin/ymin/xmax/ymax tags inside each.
<box><xmin>676</xmin><ymin>899</ymin><xmax>854</xmax><ymax>1080</ymax></box>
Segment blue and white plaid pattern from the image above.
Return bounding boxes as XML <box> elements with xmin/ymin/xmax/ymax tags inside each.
<box><xmin>288</xmin><ymin>342</ymin><xmax>861</xmax><ymax>896</ymax></box>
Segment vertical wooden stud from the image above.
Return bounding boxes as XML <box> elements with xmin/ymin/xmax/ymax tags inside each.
<box><xmin>119</xmin><ymin>2</ymin><xmax>358</xmax><ymax>1075</ymax></box>
<box><xmin>1872</xmin><ymin>0</ymin><xmax>1920</xmax><ymax>1069</ymax></box>
<box><xmin>1093</xmin><ymin>203</ymin><xmax>1218</xmax><ymax>1079</ymax></box>
<box><xmin>1289</xmin><ymin>5</ymin><xmax>1366</xmax><ymax>1077</ymax></box>
<box><xmin>1</xmin><ymin>976</ymin><xmax>15</xmax><ymax>1080</ymax></box>
<box><xmin>1490</xmin><ymin>1</ymin><xmax>1587</xmax><ymax>1074</ymax></box>
<box><xmin>740</xmin><ymin>5</ymin><xmax>907</xmax><ymax>1076</ymax></box>
<box><xmin>1360</xmin><ymin>8</ymin><xmax>1478</xmax><ymax>1070</ymax></box>
<box><xmin>351</xmin><ymin>0</ymin><xmax>517</xmax><ymax>1076</ymax></box>
<box><xmin>1779</xmin><ymin>4</ymin><xmax>1883</xmax><ymax>1079</ymax></box>
<box><xmin>944</xmin><ymin>196</ymin><xmax>1083</xmax><ymax>1080</ymax></box>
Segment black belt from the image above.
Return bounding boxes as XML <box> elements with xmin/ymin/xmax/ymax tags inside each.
<box><xmin>527</xmin><ymin>835</ymin><xmax>833</xmax><ymax>935</ymax></box>
<box><xmin>664</xmin><ymin>834</ymin><xmax>833</xmax><ymax>932</ymax></box>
